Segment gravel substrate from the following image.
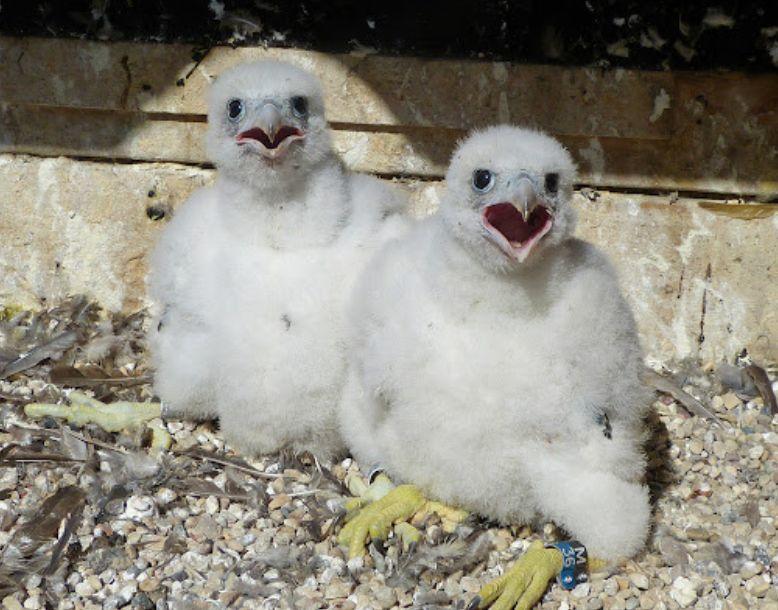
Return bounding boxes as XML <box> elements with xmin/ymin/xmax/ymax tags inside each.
<box><xmin>0</xmin><ymin>301</ymin><xmax>776</xmax><ymax>610</ymax></box>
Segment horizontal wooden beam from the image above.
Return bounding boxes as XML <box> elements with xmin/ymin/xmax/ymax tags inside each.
<box><xmin>1</xmin><ymin>153</ymin><xmax>775</xmax><ymax>364</ymax></box>
<box><xmin>1</xmin><ymin>36</ymin><xmax>776</xmax><ymax>196</ymax></box>
<box><xmin>3</xmin><ymin>104</ymin><xmax>777</xmax><ymax>196</ymax></box>
<box><xmin>0</xmin><ymin>36</ymin><xmax>673</xmax><ymax>138</ymax></box>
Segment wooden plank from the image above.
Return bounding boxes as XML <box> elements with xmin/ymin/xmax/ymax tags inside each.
<box><xmin>3</xmin><ymin>104</ymin><xmax>777</xmax><ymax>195</ymax></box>
<box><xmin>0</xmin><ymin>36</ymin><xmax>672</xmax><ymax>138</ymax></box>
<box><xmin>1</xmin><ymin>153</ymin><xmax>775</xmax><ymax>364</ymax></box>
<box><xmin>2</xmin><ymin>35</ymin><xmax>776</xmax><ymax>196</ymax></box>
<box><xmin>0</xmin><ymin>105</ymin><xmax>449</xmax><ymax>176</ymax></box>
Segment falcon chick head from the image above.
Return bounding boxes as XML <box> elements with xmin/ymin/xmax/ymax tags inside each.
<box><xmin>206</xmin><ymin>60</ymin><xmax>331</xmax><ymax>188</ymax></box>
<box><xmin>441</xmin><ymin>126</ymin><xmax>577</xmax><ymax>271</ymax></box>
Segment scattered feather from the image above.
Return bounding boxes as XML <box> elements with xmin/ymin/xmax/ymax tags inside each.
<box><xmin>694</xmin><ymin>540</ymin><xmax>748</xmax><ymax>574</ymax></box>
<box><xmin>392</xmin><ymin>532</ymin><xmax>492</xmax><ymax>586</ymax></box>
<box><xmin>175</xmin><ymin>477</ymin><xmax>246</xmax><ymax>500</ymax></box>
<box><xmin>99</xmin><ymin>449</ymin><xmax>161</xmax><ymax>482</ymax></box>
<box><xmin>642</xmin><ymin>369</ymin><xmax>723</xmax><ymax>425</ymax></box>
<box><xmin>744</xmin><ymin>364</ymin><xmax>778</xmax><ymax>415</ymax></box>
<box><xmin>0</xmin><ymin>331</ymin><xmax>79</xmax><ymax>379</ymax></box>
<box><xmin>180</xmin><ymin>448</ymin><xmax>281</xmax><ymax>479</ymax></box>
<box><xmin>49</xmin><ymin>364</ymin><xmax>150</xmax><ymax>389</ymax></box>
<box><xmin>0</xmin><ymin>486</ymin><xmax>85</xmax><ymax>592</ymax></box>
<box><xmin>716</xmin><ymin>363</ymin><xmax>757</xmax><ymax>396</ymax></box>
<box><xmin>58</xmin><ymin>427</ymin><xmax>90</xmax><ymax>462</ymax></box>
<box><xmin>0</xmin><ymin>446</ymin><xmax>82</xmax><ymax>465</ymax></box>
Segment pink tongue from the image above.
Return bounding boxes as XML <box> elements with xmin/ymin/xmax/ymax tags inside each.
<box><xmin>484</xmin><ymin>203</ymin><xmax>531</xmax><ymax>243</ymax></box>
<box><xmin>485</xmin><ymin>204</ymin><xmax>552</xmax><ymax>244</ymax></box>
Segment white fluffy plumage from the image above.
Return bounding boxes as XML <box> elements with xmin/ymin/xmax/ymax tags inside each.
<box><xmin>340</xmin><ymin>125</ymin><xmax>652</xmax><ymax>561</ymax></box>
<box><xmin>149</xmin><ymin>60</ymin><xmax>408</xmax><ymax>459</ymax></box>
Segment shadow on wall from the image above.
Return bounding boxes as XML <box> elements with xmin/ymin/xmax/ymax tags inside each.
<box><xmin>0</xmin><ymin>33</ymin><xmax>776</xmax><ymax>197</ymax></box>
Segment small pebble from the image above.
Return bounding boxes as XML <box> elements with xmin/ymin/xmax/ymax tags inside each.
<box><xmin>74</xmin><ymin>581</ymin><xmax>94</xmax><ymax>597</ymax></box>
<box><xmin>629</xmin><ymin>573</ymin><xmax>649</xmax><ymax>590</ymax></box>
<box><xmin>2</xmin><ymin>598</ymin><xmax>24</xmax><ymax>610</ymax></box>
<box><xmin>749</xmin><ymin>445</ymin><xmax>765</xmax><ymax>460</ymax></box>
<box><xmin>746</xmin><ymin>576</ymin><xmax>771</xmax><ymax>597</ymax></box>
<box><xmin>572</xmin><ymin>582</ymin><xmax>591</xmax><ymax>598</ymax></box>
<box><xmin>1</xmin><ymin>327</ymin><xmax>775</xmax><ymax>610</ymax></box>
<box><xmin>740</xmin><ymin>561</ymin><xmax>762</xmax><ymax>579</ymax></box>
<box><xmin>670</xmin><ymin>577</ymin><xmax>698</xmax><ymax>607</ymax></box>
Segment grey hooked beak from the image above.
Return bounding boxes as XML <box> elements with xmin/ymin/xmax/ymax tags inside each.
<box><xmin>513</xmin><ymin>177</ymin><xmax>539</xmax><ymax>218</ymax></box>
<box><xmin>258</xmin><ymin>103</ymin><xmax>283</xmax><ymax>140</ymax></box>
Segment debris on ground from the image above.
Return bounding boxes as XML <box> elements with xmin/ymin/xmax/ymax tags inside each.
<box><xmin>0</xmin><ymin>300</ymin><xmax>776</xmax><ymax>609</ymax></box>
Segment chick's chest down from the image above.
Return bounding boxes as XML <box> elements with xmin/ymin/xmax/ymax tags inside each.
<box><xmin>346</xmin><ymin>220</ymin><xmax>647</xmax><ymax>522</ymax></box>
<box><xmin>211</xmin><ymin>172</ymin><xmax>407</xmax><ymax>457</ymax></box>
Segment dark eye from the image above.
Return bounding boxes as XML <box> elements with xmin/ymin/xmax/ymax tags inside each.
<box><xmin>227</xmin><ymin>99</ymin><xmax>244</xmax><ymax>121</ymax></box>
<box><xmin>291</xmin><ymin>96</ymin><xmax>308</xmax><ymax>117</ymax></box>
<box><xmin>544</xmin><ymin>172</ymin><xmax>559</xmax><ymax>194</ymax></box>
<box><xmin>472</xmin><ymin>169</ymin><xmax>494</xmax><ymax>193</ymax></box>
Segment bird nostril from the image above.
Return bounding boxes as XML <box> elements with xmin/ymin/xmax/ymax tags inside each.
<box><xmin>146</xmin><ymin>205</ymin><xmax>167</xmax><ymax>221</ymax></box>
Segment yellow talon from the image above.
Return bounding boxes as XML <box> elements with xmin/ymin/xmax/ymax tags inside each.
<box><xmin>471</xmin><ymin>541</ymin><xmax>606</xmax><ymax>609</ymax></box>
<box><xmin>343</xmin><ymin>472</ymin><xmax>397</xmax><ymax>514</ymax></box>
<box><xmin>147</xmin><ymin>418</ymin><xmax>173</xmax><ymax>450</ymax></box>
<box><xmin>345</xmin><ymin>471</ymin><xmax>370</xmax><ymax>497</ymax></box>
<box><xmin>344</xmin><ymin>496</ymin><xmax>367</xmax><ymax>512</ymax></box>
<box><xmin>418</xmin><ymin>500</ymin><xmax>470</xmax><ymax>533</ymax></box>
<box><xmin>338</xmin><ymin>471</ymin><xmax>469</xmax><ymax>559</ymax></box>
<box><xmin>24</xmin><ymin>392</ymin><xmax>169</xmax><ymax>449</ymax></box>
<box><xmin>394</xmin><ymin>522</ymin><xmax>422</xmax><ymax>551</ymax></box>
<box><xmin>472</xmin><ymin>541</ymin><xmax>562</xmax><ymax>610</ymax></box>
<box><xmin>339</xmin><ymin>484</ymin><xmax>426</xmax><ymax>558</ymax></box>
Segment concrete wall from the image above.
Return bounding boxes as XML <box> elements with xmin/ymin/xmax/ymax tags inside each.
<box><xmin>0</xmin><ymin>36</ymin><xmax>776</xmax><ymax>364</ymax></box>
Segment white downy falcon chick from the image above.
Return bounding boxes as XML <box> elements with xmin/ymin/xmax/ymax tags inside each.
<box><xmin>340</xmin><ymin>125</ymin><xmax>652</xmax><ymax>571</ymax></box>
<box><xmin>149</xmin><ymin>60</ymin><xmax>408</xmax><ymax>459</ymax></box>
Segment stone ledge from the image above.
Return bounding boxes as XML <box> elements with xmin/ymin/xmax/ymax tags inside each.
<box><xmin>1</xmin><ymin>154</ymin><xmax>775</xmax><ymax>364</ymax></box>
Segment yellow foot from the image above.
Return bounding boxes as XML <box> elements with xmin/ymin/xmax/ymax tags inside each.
<box><xmin>24</xmin><ymin>391</ymin><xmax>171</xmax><ymax>449</ymax></box>
<box><xmin>337</xmin><ymin>472</ymin><xmax>468</xmax><ymax>558</ymax></box>
<box><xmin>470</xmin><ymin>541</ymin><xmax>563</xmax><ymax>610</ymax></box>
<box><xmin>470</xmin><ymin>541</ymin><xmax>608</xmax><ymax>609</ymax></box>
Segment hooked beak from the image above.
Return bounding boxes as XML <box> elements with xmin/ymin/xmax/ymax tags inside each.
<box><xmin>481</xmin><ymin>178</ymin><xmax>554</xmax><ymax>263</ymax></box>
<box><xmin>515</xmin><ymin>179</ymin><xmax>536</xmax><ymax>219</ymax></box>
<box><xmin>235</xmin><ymin>103</ymin><xmax>305</xmax><ymax>160</ymax></box>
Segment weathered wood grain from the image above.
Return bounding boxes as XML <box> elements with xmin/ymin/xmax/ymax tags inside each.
<box><xmin>0</xmin><ymin>36</ymin><xmax>672</xmax><ymax>137</ymax></box>
<box><xmin>3</xmin><ymin>104</ymin><xmax>777</xmax><ymax>195</ymax></box>
<box><xmin>1</xmin><ymin>36</ymin><xmax>776</xmax><ymax>195</ymax></box>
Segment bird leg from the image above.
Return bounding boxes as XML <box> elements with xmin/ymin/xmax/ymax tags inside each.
<box><xmin>25</xmin><ymin>391</ymin><xmax>171</xmax><ymax>449</ymax></box>
<box><xmin>470</xmin><ymin>541</ymin><xmax>609</xmax><ymax>610</ymax></box>
<box><xmin>343</xmin><ymin>470</ymin><xmax>396</xmax><ymax>512</ymax></box>
<box><xmin>338</xmin><ymin>472</ymin><xmax>468</xmax><ymax>558</ymax></box>
<box><xmin>469</xmin><ymin>540</ymin><xmax>563</xmax><ymax>610</ymax></box>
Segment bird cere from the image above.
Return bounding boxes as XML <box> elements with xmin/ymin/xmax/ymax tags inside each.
<box><xmin>2</xmin><ymin>24</ymin><xmax>776</xmax><ymax>610</ymax></box>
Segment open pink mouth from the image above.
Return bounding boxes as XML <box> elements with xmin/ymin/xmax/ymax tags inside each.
<box><xmin>236</xmin><ymin>126</ymin><xmax>305</xmax><ymax>159</ymax></box>
<box><xmin>482</xmin><ymin>203</ymin><xmax>553</xmax><ymax>262</ymax></box>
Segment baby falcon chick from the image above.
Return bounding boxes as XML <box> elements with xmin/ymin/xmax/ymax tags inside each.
<box><xmin>339</xmin><ymin>126</ymin><xmax>652</xmax><ymax>608</ymax></box>
<box><xmin>149</xmin><ymin>60</ymin><xmax>407</xmax><ymax>459</ymax></box>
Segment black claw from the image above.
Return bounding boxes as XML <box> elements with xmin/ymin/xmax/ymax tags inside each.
<box><xmin>369</xmin><ymin>537</ymin><xmax>386</xmax><ymax>554</ymax></box>
<box><xmin>466</xmin><ymin>596</ymin><xmax>482</xmax><ymax>610</ymax></box>
<box><xmin>406</xmin><ymin>540</ymin><xmax>418</xmax><ymax>557</ymax></box>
